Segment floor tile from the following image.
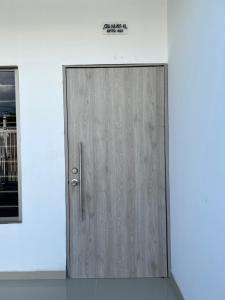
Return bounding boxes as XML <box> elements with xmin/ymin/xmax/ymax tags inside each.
<box><xmin>0</xmin><ymin>278</ymin><xmax>182</xmax><ymax>300</ymax></box>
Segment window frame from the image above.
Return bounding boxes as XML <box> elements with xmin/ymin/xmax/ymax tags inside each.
<box><xmin>0</xmin><ymin>67</ymin><xmax>22</xmax><ymax>224</ymax></box>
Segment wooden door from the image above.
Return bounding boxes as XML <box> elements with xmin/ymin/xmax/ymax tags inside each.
<box><xmin>66</xmin><ymin>66</ymin><xmax>167</xmax><ymax>278</ymax></box>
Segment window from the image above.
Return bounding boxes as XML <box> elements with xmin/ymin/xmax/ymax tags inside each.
<box><xmin>0</xmin><ymin>69</ymin><xmax>21</xmax><ymax>223</ymax></box>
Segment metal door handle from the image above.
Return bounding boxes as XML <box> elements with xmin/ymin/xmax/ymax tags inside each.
<box><xmin>79</xmin><ymin>142</ymin><xmax>84</xmax><ymax>220</ymax></box>
<box><xmin>71</xmin><ymin>143</ymin><xmax>84</xmax><ymax>220</ymax></box>
<box><xmin>71</xmin><ymin>178</ymin><xmax>80</xmax><ymax>186</ymax></box>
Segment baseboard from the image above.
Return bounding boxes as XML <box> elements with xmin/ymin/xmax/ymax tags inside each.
<box><xmin>0</xmin><ymin>271</ymin><xmax>66</xmax><ymax>280</ymax></box>
<box><xmin>170</xmin><ymin>273</ymin><xmax>185</xmax><ymax>300</ymax></box>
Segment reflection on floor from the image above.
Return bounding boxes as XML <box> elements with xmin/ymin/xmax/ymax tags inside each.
<box><xmin>0</xmin><ymin>278</ymin><xmax>182</xmax><ymax>300</ymax></box>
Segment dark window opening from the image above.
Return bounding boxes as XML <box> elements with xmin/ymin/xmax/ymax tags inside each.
<box><xmin>0</xmin><ymin>70</ymin><xmax>19</xmax><ymax>221</ymax></box>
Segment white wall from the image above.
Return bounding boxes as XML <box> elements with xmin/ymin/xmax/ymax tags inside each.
<box><xmin>0</xmin><ymin>0</ymin><xmax>167</xmax><ymax>272</ymax></box>
<box><xmin>168</xmin><ymin>0</ymin><xmax>225</xmax><ymax>299</ymax></box>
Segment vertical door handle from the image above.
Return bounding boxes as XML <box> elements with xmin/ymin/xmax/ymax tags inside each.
<box><xmin>79</xmin><ymin>142</ymin><xmax>84</xmax><ymax>220</ymax></box>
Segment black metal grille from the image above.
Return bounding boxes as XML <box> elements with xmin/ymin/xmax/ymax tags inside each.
<box><xmin>0</xmin><ymin>70</ymin><xmax>19</xmax><ymax>219</ymax></box>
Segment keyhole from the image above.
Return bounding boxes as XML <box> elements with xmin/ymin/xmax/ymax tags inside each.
<box><xmin>72</xmin><ymin>168</ymin><xmax>79</xmax><ymax>174</ymax></box>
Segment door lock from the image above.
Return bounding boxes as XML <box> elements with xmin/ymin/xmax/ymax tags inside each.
<box><xmin>72</xmin><ymin>168</ymin><xmax>79</xmax><ymax>174</ymax></box>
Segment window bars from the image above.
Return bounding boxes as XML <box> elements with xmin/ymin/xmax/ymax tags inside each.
<box><xmin>0</xmin><ymin>70</ymin><xmax>19</xmax><ymax>220</ymax></box>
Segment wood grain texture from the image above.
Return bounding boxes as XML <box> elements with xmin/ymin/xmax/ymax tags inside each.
<box><xmin>66</xmin><ymin>66</ymin><xmax>167</xmax><ymax>278</ymax></box>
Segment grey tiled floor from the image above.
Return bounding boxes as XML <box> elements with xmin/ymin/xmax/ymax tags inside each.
<box><xmin>0</xmin><ymin>278</ymin><xmax>182</xmax><ymax>300</ymax></box>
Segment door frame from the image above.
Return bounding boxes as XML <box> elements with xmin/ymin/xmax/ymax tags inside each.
<box><xmin>62</xmin><ymin>64</ymin><xmax>170</xmax><ymax>278</ymax></box>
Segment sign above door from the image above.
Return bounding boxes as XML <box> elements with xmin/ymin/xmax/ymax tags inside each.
<box><xmin>102</xmin><ymin>22</ymin><xmax>128</xmax><ymax>35</ymax></box>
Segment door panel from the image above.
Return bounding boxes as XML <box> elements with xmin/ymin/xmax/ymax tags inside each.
<box><xmin>66</xmin><ymin>66</ymin><xmax>167</xmax><ymax>278</ymax></box>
